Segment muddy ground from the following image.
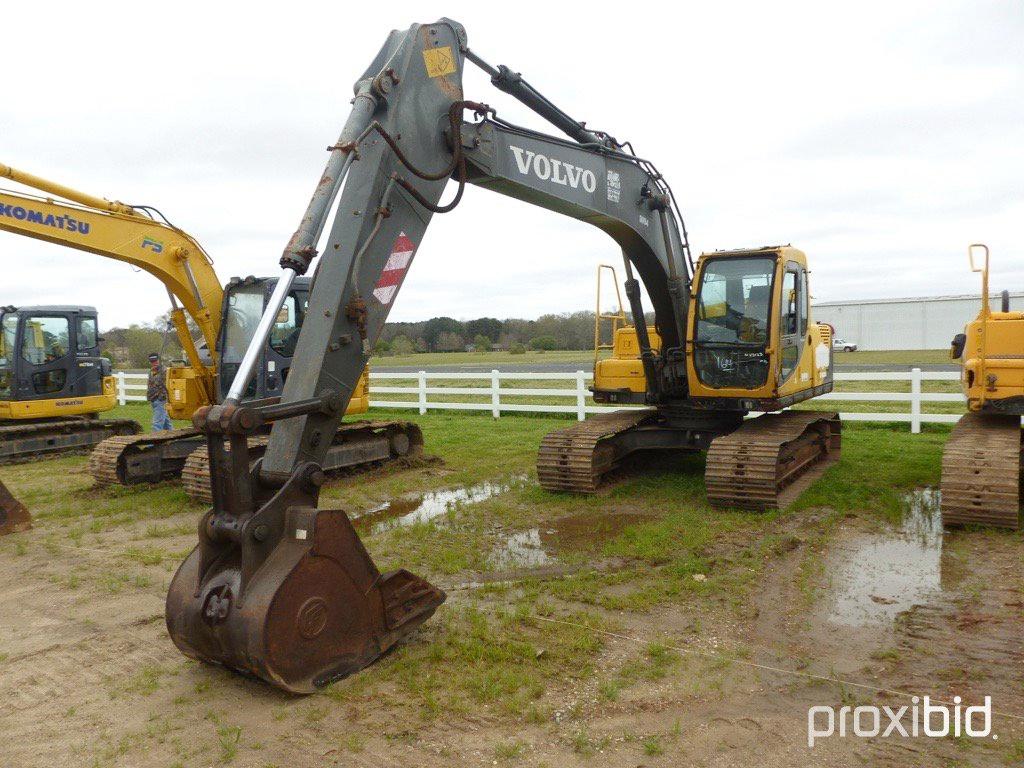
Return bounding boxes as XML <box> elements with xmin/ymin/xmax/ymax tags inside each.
<box><xmin>0</xmin><ymin>416</ymin><xmax>1021</xmax><ymax>767</ymax></box>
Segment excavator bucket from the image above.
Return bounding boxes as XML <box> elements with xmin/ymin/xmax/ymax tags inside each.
<box><xmin>0</xmin><ymin>478</ymin><xmax>32</xmax><ymax>536</ymax></box>
<box><xmin>166</xmin><ymin>495</ymin><xmax>444</xmax><ymax>693</ymax></box>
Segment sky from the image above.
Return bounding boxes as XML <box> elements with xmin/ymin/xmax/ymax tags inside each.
<box><xmin>2</xmin><ymin>1</ymin><xmax>1021</xmax><ymax>330</ymax></box>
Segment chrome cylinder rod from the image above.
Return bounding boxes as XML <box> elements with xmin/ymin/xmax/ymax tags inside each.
<box><xmin>224</xmin><ymin>269</ymin><xmax>297</xmax><ymax>404</ymax></box>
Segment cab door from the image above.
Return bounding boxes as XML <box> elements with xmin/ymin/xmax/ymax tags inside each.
<box><xmin>261</xmin><ymin>289</ymin><xmax>306</xmax><ymax>398</ymax></box>
<box><xmin>68</xmin><ymin>313</ymin><xmax>105</xmax><ymax>398</ymax></box>
<box><xmin>775</xmin><ymin>262</ymin><xmax>808</xmax><ymax>394</ymax></box>
<box><xmin>17</xmin><ymin>313</ymin><xmax>75</xmax><ymax>402</ymax></box>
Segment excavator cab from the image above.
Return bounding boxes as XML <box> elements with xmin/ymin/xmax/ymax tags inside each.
<box><xmin>594</xmin><ymin>247</ymin><xmax>834</xmax><ymax>410</ymax></box>
<box><xmin>686</xmin><ymin>246</ymin><xmax>834</xmax><ymax>408</ymax></box>
<box><xmin>214</xmin><ymin>277</ymin><xmax>370</xmax><ymax>412</ymax></box>
<box><xmin>0</xmin><ymin>305</ymin><xmax>117</xmax><ymax>421</ymax></box>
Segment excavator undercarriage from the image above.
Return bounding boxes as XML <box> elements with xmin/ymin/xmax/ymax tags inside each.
<box><xmin>88</xmin><ymin>420</ymin><xmax>423</xmax><ymax>493</ymax></box>
<box><xmin>180</xmin><ymin>420</ymin><xmax>423</xmax><ymax>504</ymax></box>
<box><xmin>538</xmin><ymin>408</ymin><xmax>840</xmax><ymax>509</ymax></box>
<box><xmin>1</xmin><ymin>416</ymin><xmax>140</xmax><ymax>464</ymax></box>
<box><xmin>940</xmin><ymin>413</ymin><xmax>1022</xmax><ymax>528</ymax></box>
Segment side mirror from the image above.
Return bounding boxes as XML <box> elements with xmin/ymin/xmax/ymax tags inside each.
<box><xmin>950</xmin><ymin>333</ymin><xmax>966</xmax><ymax>360</ymax></box>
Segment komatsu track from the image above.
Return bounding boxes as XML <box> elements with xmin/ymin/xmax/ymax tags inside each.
<box><xmin>940</xmin><ymin>412</ymin><xmax>1022</xmax><ymax>530</ymax></box>
<box><xmin>705</xmin><ymin>411</ymin><xmax>841</xmax><ymax>510</ymax></box>
<box><xmin>89</xmin><ymin>428</ymin><xmax>205</xmax><ymax>485</ymax></box>
<box><xmin>0</xmin><ymin>417</ymin><xmax>141</xmax><ymax>464</ymax></box>
<box><xmin>182</xmin><ymin>420</ymin><xmax>424</xmax><ymax>504</ymax></box>
<box><xmin>536</xmin><ymin>408</ymin><xmax>660</xmax><ymax>492</ymax></box>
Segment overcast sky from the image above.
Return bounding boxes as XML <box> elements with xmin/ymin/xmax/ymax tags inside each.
<box><xmin>2</xmin><ymin>1</ymin><xmax>1021</xmax><ymax>330</ymax></box>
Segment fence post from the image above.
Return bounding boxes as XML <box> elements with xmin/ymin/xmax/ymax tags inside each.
<box><xmin>576</xmin><ymin>370</ymin><xmax>587</xmax><ymax>421</ymax></box>
<box><xmin>910</xmin><ymin>367</ymin><xmax>922</xmax><ymax>434</ymax></box>
<box><xmin>418</xmin><ymin>371</ymin><xmax>427</xmax><ymax>415</ymax></box>
<box><xmin>490</xmin><ymin>370</ymin><xmax>501</xmax><ymax>418</ymax></box>
<box><xmin>117</xmin><ymin>371</ymin><xmax>127</xmax><ymax>406</ymax></box>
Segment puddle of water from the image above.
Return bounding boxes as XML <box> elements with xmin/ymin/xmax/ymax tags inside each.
<box><xmin>826</xmin><ymin>488</ymin><xmax>943</xmax><ymax>627</ymax></box>
<box><xmin>492</xmin><ymin>529</ymin><xmax>551</xmax><ymax>569</ymax></box>
<box><xmin>489</xmin><ymin>511</ymin><xmax>656</xmax><ymax>570</ymax></box>
<box><xmin>354</xmin><ymin>476</ymin><xmax>525</xmax><ymax>534</ymax></box>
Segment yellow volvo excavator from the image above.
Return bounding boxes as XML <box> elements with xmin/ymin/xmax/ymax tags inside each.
<box><xmin>941</xmin><ymin>244</ymin><xmax>1023</xmax><ymax>529</ymax></box>
<box><xmin>164</xmin><ymin>18</ymin><xmax>841</xmax><ymax>693</ymax></box>
<box><xmin>0</xmin><ymin>164</ymin><xmax>422</xmax><ymax>497</ymax></box>
<box><xmin>574</xmin><ymin>254</ymin><xmax>840</xmax><ymax>508</ymax></box>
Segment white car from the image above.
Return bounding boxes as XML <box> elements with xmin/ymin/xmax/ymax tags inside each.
<box><xmin>832</xmin><ymin>337</ymin><xmax>857</xmax><ymax>352</ymax></box>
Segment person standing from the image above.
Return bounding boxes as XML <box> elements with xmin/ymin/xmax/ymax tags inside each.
<box><xmin>147</xmin><ymin>352</ymin><xmax>174</xmax><ymax>432</ymax></box>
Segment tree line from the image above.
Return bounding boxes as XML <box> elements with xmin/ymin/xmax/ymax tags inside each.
<box><xmin>102</xmin><ymin>310</ymin><xmax>627</xmax><ymax>367</ymax></box>
<box><xmin>377</xmin><ymin>312</ymin><xmax>613</xmax><ymax>355</ymax></box>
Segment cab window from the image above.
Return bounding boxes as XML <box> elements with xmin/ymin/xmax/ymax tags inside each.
<box><xmin>779</xmin><ymin>267</ymin><xmax>804</xmax><ymax>381</ymax></box>
<box><xmin>78</xmin><ymin>317</ymin><xmax>98</xmax><ymax>351</ymax></box>
<box><xmin>0</xmin><ymin>314</ymin><xmax>16</xmax><ymax>367</ymax></box>
<box><xmin>799</xmin><ymin>270</ymin><xmax>809</xmax><ymax>336</ymax></box>
<box><xmin>22</xmin><ymin>316</ymin><xmax>70</xmax><ymax>365</ymax></box>
<box><xmin>269</xmin><ymin>293</ymin><xmax>306</xmax><ymax>358</ymax></box>
<box><xmin>780</xmin><ymin>271</ymin><xmax>798</xmax><ymax>337</ymax></box>
<box><xmin>695</xmin><ymin>257</ymin><xmax>775</xmax><ymax>346</ymax></box>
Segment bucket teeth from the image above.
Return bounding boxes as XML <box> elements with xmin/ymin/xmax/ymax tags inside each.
<box><xmin>0</xmin><ymin>479</ymin><xmax>31</xmax><ymax>536</ymax></box>
<box><xmin>941</xmin><ymin>412</ymin><xmax>1022</xmax><ymax>529</ymax></box>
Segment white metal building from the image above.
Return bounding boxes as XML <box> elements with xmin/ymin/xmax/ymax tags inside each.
<box><xmin>814</xmin><ymin>292</ymin><xmax>1024</xmax><ymax>350</ymax></box>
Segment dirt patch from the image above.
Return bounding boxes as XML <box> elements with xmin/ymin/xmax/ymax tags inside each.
<box><xmin>0</xmin><ymin>482</ymin><xmax>1021</xmax><ymax>767</ymax></box>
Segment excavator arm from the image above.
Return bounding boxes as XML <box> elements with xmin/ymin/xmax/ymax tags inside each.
<box><xmin>168</xmin><ymin>18</ymin><xmax>700</xmax><ymax>693</ymax></box>
<box><xmin>0</xmin><ymin>164</ymin><xmax>222</xmax><ymax>403</ymax></box>
<box><xmin>251</xmin><ymin>28</ymin><xmax>692</xmax><ymax>480</ymax></box>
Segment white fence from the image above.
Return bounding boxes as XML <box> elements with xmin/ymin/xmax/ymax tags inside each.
<box><xmin>115</xmin><ymin>371</ymin><xmax>148</xmax><ymax>405</ymax></box>
<box><xmin>115</xmin><ymin>368</ymin><xmax>964</xmax><ymax>434</ymax></box>
<box><xmin>368</xmin><ymin>368</ymin><xmax>963</xmax><ymax>434</ymax></box>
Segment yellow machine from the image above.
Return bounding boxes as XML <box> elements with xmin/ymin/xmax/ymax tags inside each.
<box><xmin>0</xmin><ymin>302</ymin><xmax>140</xmax><ymax>533</ymax></box>
<box><xmin>574</xmin><ymin>246</ymin><xmax>839</xmax><ymax>509</ymax></box>
<box><xmin>0</xmin><ymin>162</ymin><xmax>222</xmax><ymax>417</ymax></box>
<box><xmin>941</xmin><ymin>244</ymin><xmax>1023</xmax><ymax>529</ymax></box>
<box><xmin>0</xmin><ymin>164</ymin><xmax>410</xmax><ymax>491</ymax></box>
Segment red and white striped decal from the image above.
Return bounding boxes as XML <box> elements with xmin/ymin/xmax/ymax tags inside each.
<box><xmin>372</xmin><ymin>232</ymin><xmax>415</xmax><ymax>305</ymax></box>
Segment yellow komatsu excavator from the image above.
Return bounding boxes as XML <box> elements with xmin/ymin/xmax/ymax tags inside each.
<box><xmin>941</xmin><ymin>244</ymin><xmax>1023</xmax><ymax>529</ymax></box>
<box><xmin>0</xmin><ymin>302</ymin><xmax>141</xmax><ymax>533</ymax></box>
<box><xmin>0</xmin><ymin>164</ymin><xmax>422</xmax><ymax>498</ymax></box>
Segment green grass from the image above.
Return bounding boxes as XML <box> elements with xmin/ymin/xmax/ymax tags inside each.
<box><xmin>833</xmin><ymin>349</ymin><xmax>953</xmax><ymax>365</ymax></box>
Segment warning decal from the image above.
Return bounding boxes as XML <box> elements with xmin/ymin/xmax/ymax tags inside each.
<box><xmin>372</xmin><ymin>232</ymin><xmax>415</xmax><ymax>305</ymax></box>
<box><xmin>422</xmin><ymin>46</ymin><xmax>456</xmax><ymax>78</ymax></box>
